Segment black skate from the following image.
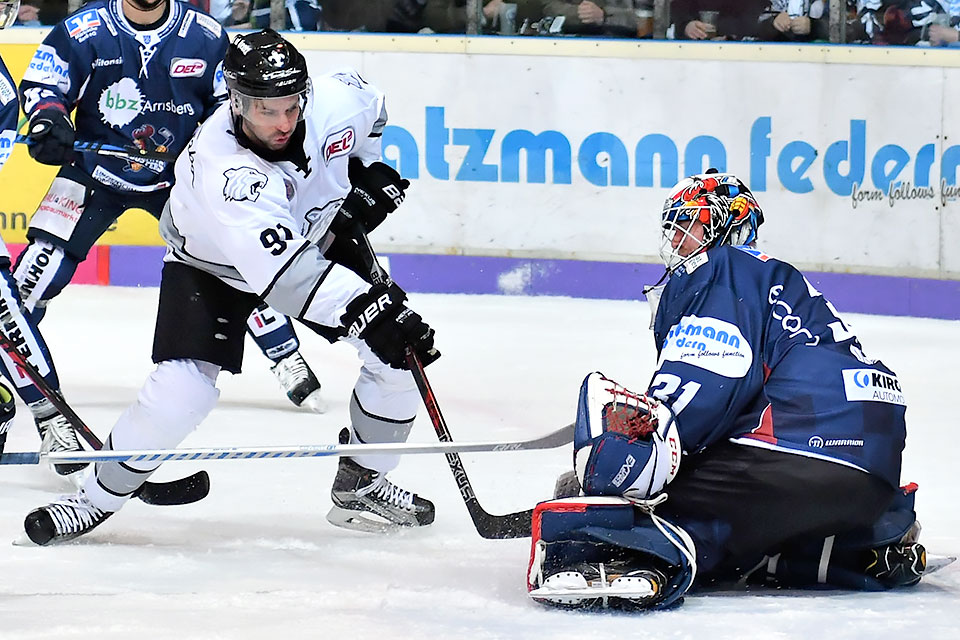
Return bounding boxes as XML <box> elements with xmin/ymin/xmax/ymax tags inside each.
<box><xmin>0</xmin><ymin>380</ymin><xmax>14</xmax><ymax>457</ymax></box>
<box><xmin>864</xmin><ymin>521</ymin><xmax>927</xmax><ymax>587</ymax></box>
<box><xmin>35</xmin><ymin>412</ymin><xmax>87</xmax><ymax>476</ymax></box>
<box><xmin>327</xmin><ymin>457</ymin><xmax>435</xmax><ymax>533</ymax></box>
<box><xmin>270</xmin><ymin>351</ymin><xmax>324</xmax><ymax>412</ymax></box>
<box><xmin>24</xmin><ymin>489</ymin><xmax>113</xmax><ymax>546</ymax></box>
<box><xmin>531</xmin><ymin>561</ymin><xmax>667</xmax><ymax>610</ymax></box>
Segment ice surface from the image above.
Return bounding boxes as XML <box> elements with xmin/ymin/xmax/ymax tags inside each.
<box><xmin>0</xmin><ymin>286</ymin><xmax>957</xmax><ymax>639</ymax></box>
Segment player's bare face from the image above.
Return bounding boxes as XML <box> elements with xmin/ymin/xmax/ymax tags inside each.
<box><xmin>671</xmin><ymin>218</ymin><xmax>706</xmax><ymax>257</ymax></box>
<box><xmin>242</xmin><ymin>96</ymin><xmax>301</xmax><ymax>151</ymax></box>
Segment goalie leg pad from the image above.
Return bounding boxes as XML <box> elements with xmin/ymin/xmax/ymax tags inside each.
<box><xmin>527</xmin><ymin>497</ymin><xmax>696</xmax><ymax>610</ymax></box>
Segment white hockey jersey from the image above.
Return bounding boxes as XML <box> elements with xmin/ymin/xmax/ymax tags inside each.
<box><xmin>161</xmin><ymin>69</ymin><xmax>387</xmax><ymax>329</ymax></box>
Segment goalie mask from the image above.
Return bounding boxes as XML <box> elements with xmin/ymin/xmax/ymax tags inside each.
<box><xmin>659</xmin><ymin>170</ymin><xmax>763</xmax><ymax>273</ymax></box>
<box><xmin>0</xmin><ymin>0</ymin><xmax>19</xmax><ymax>29</ymax></box>
<box><xmin>223</xmin><ymin>29</ymin><xmax>311</xmax><ymax>125</ymax></box>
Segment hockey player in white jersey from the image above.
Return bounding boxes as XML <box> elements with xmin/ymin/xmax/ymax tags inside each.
<box><xmin>16</xmin><ymin>0</ymin><xmax>324</xmax><ymax>412</ymax></box>
<box><xmin>23</xmin><ymin>30</ymin><xmax>440</xmax><ymax>545</ymax></box>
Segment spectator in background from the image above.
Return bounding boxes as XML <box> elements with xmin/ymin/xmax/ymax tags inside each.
<box><xmin>207</xmin><ymin>0</ymin><xmax>234</xmax><ymax>24</ymax></box>
<box><xmin>223</xmin><ymin>0</ymin><xmax>252</xmax><ymax>26</ymax></box>
<box><xmin>422</xmin><ymin>0</ymin><xmax>506</xmax><ymax>33</ymax></box>
<box><xmin>17</xmin><ymin>0</ymin><xmax>42</xmax><ymax>26</ymax></box>
<box><xmin>758</xmin><ymin>0</ymin><xmax>828</xmax><ymax>41</ymax></box>
<box><xmin>321</xmin><ymin>0</ymin><xmax>392</xmax><ymax>31</ymax></box>
<box><xmin>515</xmin><ymin>0</ymin><xmax>640</xmax><ymax>37</ymax></box>
<box><xmin>671</xmin><ymin>0</ymin><xmax>766</xmax><ymax>40</ymax></box>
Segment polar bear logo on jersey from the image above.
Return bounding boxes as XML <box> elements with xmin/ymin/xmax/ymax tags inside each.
<box><xmin>223</xmin><ymin>167</ymin><xmax>268</xmax><ymax>202</ymax></box>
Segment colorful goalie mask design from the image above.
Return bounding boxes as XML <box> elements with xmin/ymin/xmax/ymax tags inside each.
<box><xmin>659</xmin><ymin>171</ymin><xmax>764</xmax><ymax>272</ymax></box>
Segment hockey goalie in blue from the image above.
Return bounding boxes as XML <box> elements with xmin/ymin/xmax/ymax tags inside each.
<box><xmin>527</xmin><ymin>170</ymin><xmax>932</xmax><ymax>610</ymax></box>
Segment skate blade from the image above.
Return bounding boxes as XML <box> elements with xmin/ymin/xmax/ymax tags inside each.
<box><xmin>299</xmin><ymin>390</ymin><xmax>327</xmax><ymax>414</ymax></box>
<box><xmin>530</xmin><ymin>571</ymin><xmax>658</xmax><ymax>603</ymax></box>
<box><xmin>326</xmin><ymin>506</ymin><xmax>406</xmax><ymax>534</ymax></box>
<box><xmin>12</xmin><ymin>532</ymin><xmax>38</xmax><ymax>547</ymax></box>
<box><xmin>925</xmin><ymin>555</ymin><xmax>957</xmax><ymax>575</ymax></box>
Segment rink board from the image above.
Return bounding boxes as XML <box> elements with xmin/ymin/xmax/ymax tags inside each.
<box><xmin>0</xmin><ymin>32</ymin><xmax>958</xmax><ymax>317</ymax></box>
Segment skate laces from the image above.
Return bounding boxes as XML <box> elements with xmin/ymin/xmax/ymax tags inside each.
<box><xmin>361</xmin><ymin>474</ymin><xmax>415</xmax><ymax>511</ymax></box>
<box><xmin>46</xmin><ymin>491</ymin><xmax>107</xmax><ymax>535</ymax></box>
<box><xmin>39</xmin><ymin>414</ymin><xmax>81</xmax><ymax>451</ymax></box>
<box><xmin>273</xmin><ymin>353</ymin><xmax>310</xmax><ymax>389</ymax></box>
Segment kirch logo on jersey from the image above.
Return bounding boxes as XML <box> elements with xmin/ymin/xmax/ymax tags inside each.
<box><xmin>223</xmin><ymin>167</ymin><xmax>268</xmax><ymax>202</ymax></box>
<box><xmin>841</xmin><ymin>369</ymin><xmax>906</xmax><ymax>406</ymax></box>
<box><xmin>323</xmin><ymin>127</ymin><xmax>355</xmax><ymax>165</ymax></box>
<box><xmin>170</xmin><ymin>59</ymin><xmax>208</xmax><ymax>78</ymax></box>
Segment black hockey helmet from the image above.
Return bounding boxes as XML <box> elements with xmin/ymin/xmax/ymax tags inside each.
<box><xmin>223</xmin><ymin>29</ymin><xmax>309</xmax><ymax>99</ymax></box>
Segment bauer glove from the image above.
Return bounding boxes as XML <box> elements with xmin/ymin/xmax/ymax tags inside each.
<box><xmin>342</xmin><ymin>282</ymin><xmax>440</xmax><ymax>370</ymax></box>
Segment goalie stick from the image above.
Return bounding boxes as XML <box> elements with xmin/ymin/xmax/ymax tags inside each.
<box><xmin>15</xmin><ymin>135</ymin><xmax>177</xmax><ymax>164</ymax></box>
<box><xmin>0</xmin><ymin>328</ymin><xmax>209</xmax><ymax>506</ymax></box>
<box><xmin>346</xmin><ymin>218</ymin><xmax>553</xmax><ymax>539</ymax></box>
<box><xmin>0</xmin><ymin>423</ymin><xmax>573</xmax><ymax>465</ymax></box>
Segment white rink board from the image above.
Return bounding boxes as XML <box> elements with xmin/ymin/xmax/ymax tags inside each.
<box><xmin>1</xmin><ymin>32</ymin><xmax>956</xmax><ymax>279</ymax></box>
<box><xmin>293</xmin><ymin>41</ymin><xmax>960</xmax><ymax>279</ymax></box>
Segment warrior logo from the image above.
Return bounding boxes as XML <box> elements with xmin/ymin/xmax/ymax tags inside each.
<box><xmin>223</xmin><ymin>167</ymin><xmax>268</xmax><ymax>202</ymax></box>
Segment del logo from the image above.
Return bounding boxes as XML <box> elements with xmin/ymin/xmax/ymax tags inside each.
<box><xmin>658</xmin><ymin>314</ymin><xmax>753</xmax><ymax>378</ymax></box>
<box><xmin>323</xmin><ymin>127</ymin><xmax>354</xmax><ymax>164</ymax></box>
<box><xmin>67</xmin><ymin>10</ymin><xmax>100</xmax><ymax>39</ymax></box>
<box><xmin>841</xmin><ymin>369</ymin><xmax>906</xmax><ymax>406</ymax></box>
<box><xmin>171</xmin><ymin>59</ymin><xmax>207</xmax><ymax>78</ymax></box>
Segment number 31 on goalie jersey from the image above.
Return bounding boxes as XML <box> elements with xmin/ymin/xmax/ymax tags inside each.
<box><xmin>648</xmin><ymin>373</ymin><xmax>701</xmax><ymax>415</ymax></box>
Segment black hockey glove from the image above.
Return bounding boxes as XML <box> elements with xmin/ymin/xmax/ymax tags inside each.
<box><xmin>342</xmin><ymin>282</ymin><xmax>440</xmax><ymax>370</ymax></box>
<box><xmin>332</xmin><ymin>158</ymin><xmax>411</xmax><ymax>235</ymax></box>
<box><xmin>26</xmin><ymin>107</ymin><xmax>75</xmax><ymax>166</ymax></box>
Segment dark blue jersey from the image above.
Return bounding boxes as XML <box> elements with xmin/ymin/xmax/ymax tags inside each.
<box><xmin>649</xmin><ymin>245</ymin><xmax>906</xmax><ymax>487</ymax></box>
<box><xmin>19</xmin><ymin>0</ymin><xmax>227</xmax><ymax>192</ymax></box>
<box><xmin>0</xmin><ymin>55</ymin><xmax>17</xmax><ymax>174</ymax></box>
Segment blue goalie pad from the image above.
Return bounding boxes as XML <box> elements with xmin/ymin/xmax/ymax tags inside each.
<box><xmin>528</xmin><ymin>497</ymin><xmax>696</xmax><ymax>610</ymax></box>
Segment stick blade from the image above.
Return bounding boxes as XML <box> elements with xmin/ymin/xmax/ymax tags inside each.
<box><xmin>136</xmin><ymin>470</ymin><xmax>210</xmax><ymax>506</ymax></box>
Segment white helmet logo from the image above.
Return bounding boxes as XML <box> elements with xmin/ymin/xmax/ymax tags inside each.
<box><xmin>223</xmin><ymin>167</ymin><xmax>268</xmax><ymax>202</ymax></box>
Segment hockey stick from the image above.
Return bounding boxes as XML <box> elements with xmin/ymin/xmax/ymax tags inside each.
<box><xmin>0</xmin><ymin>423</ymin><xmax>573</xmax><ymax>465</ymax></box>
<box><xmin>345</xmin><ymin>218</ymin><xmax>552</xmax><ymax>539</ymax></box>
<box><xmin>0</xmin><ymin>328</ymin><xmax>209</xmax><ymax>506</ymax></box>
<box><xmin>14</xmin><ymin>135</ymin><xmax>177</xmax><ymax>163</ymax></box>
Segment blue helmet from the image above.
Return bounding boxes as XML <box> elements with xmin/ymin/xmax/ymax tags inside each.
<box><xmin>659</xmin><ymin>170</ymin><xmax>763</xmax><ymax>272</ymax></box>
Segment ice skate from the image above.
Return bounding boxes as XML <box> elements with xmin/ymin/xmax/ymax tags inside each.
<box><xmin>865</xmin><ymin>521</ymin><xmax>927</xmax><ymax>587</ymax></box>
<box><xmin>270</xmin><ymin>351</ymin><xmax>325</xmax><ymax>412</ymax></box>
<box><xmin>326</xmin><ymin>457</ymin><xmax>435</xmax><ymax>533</ymax></box>
<box><xmin>530</xmin><ymin>561</ymin><xmax>667</xmax><ymax>610</ymax></box>
<box><xmin>0</xmin><ymin>380</ymin><xmax>14</xmax><ymax>457</ymax></box>
<box><xmin>24</xmin><ymin>488</ymin><xmax>113</xmax><ymax>546</ymax></box>
<box><xmin>35</xmin><ymin>412</ymin><xmax>87</xmax><ymax>476</ymax></box>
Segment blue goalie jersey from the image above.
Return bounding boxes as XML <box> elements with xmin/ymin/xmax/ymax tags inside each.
<box><xmin>649</xmin><ymin>246</ymin><xmax>906</xmax><ymax>487</ymax></box>
<box><xmin>19</xmin><ymin>0</ymin><xmax>228</xmax><ymax>192</ymax></box>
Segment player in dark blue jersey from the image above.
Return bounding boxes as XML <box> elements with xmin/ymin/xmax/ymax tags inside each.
<box><xmin>527</xmin><ymin>170</ymin><xmax>927</xmax><ymax>611</ymax></box>
<box><xmin>0</xmin><ymin>0</ymin><xmax>87</xmax><ymax>474</ymax></box>
<box><xmin>16</xmin><ymin>0</ymin><xmax>324</xmax><ymax>411</ymax></box>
